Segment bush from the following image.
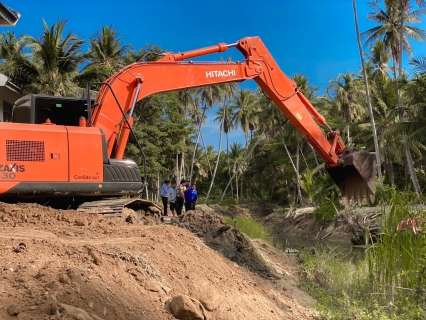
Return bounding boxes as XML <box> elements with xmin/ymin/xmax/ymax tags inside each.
<box><xmin>314</xmin><ymin>196</ymin><xmax>341</xmax><ymax>221</ymax></box>
<box><xmin>223</xmin><ymin>215</ymin><xmax>273</xmax><ymax>243</ymax></box>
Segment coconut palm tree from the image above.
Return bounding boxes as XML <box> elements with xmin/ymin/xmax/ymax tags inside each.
<box><xmin>232</xmin><ymin>88</ymin><xmax>258</xmax><ymax>149</ymax></box>
<box><xmin>362</xmin><ymin>1</ymin><xmax>426</xmax><ymax>78</ymax></box>
<box><xmin>190</xmin><ymin>145</ymin><xmax>210</xmax><ymax>185</ymax></box>
<box><xmin>365</xmin><ymin>40</ymin><xmax>392</xmax><ymax>83</ymax></box>
<box><xmin>0</xmin><ymin>31</ymin><xmax>33</xmax><ymax>91</ymax></box>
<box><xmin>327</xmin><ymin>72</ymin><xmax>365</xmax><ymax>145</ymax></box>
<box><xmin>410</xmin><ymin>55</ymin><xmax>426</xmax><ymax>74</ymax></box>
<box><xmin>78</xmin><ymin>25</ymin><xmax>131</xmax><ymax>84</ymax></box>
<box><xmin>204</xmin><ymin>81</ymin><xmax>237</xmax><ymax>204</ymax></box>
<box><xmin>363</xmin><ymin>0</ymin><xmax>426</xmax><ymax>194</ymax></box>
<box><xmin>225</xmin><ymin>142</ymin><xmax>244</xmax><ymax>199</ymax></box>
<box><xmin>352</xmin><ymin>0</ymin><xmax>384</xmax><ymax>189</ymax></box>
<box><xmin>1</xmin><ymin>19</ymin><xmax>85</xmax><ymax>96</ymax></box>
<box><xmin>358</xmin><ymin>78</ymin><xmax>400</xmax><ymax>185</ymax></box>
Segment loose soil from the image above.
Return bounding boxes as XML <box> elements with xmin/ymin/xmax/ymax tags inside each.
<box><xmin>0</xmin><ymin>202</ymin><xmax>318</xmax><ymax>319</ymax></box>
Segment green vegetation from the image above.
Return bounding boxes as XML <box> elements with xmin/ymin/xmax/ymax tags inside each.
<box><xmin>223</xmin><ymin>215</ymin><xmax>273</xmax><ymax>244</ymax></box>
<box><xmin>300</xmin><ymin>190</ymin><xmax>426</xmax><ymax>319</ymax></box>
<box><xmin>1</xmin><ymin>1</ymin><xmax>426</xmax><ymax>209</ymax></box>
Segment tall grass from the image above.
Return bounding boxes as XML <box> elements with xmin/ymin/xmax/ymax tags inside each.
<box><xmin>223</xmin><ymin>215</ymin><xmax>273</xmax><ymax>243</ymax></box>
<box><xmin>366</xmin><ymin>189</ymin><xmax>426</xmax><ymax>318</ymax></box>
<box><xmin>299</xmin><ymin>188</ymin><xmax>426</xmax><ymax>319</ymax></box>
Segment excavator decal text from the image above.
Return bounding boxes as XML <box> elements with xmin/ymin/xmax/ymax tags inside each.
<box><xmin>0</xmin><ymin>164</ymin><xmax>25</xmax><ymax>172</ymax></box>
<box><xmin>0</xmin><ymin>163</ymin><xmax>24</xmax><ymax>179</ymax></box>
<box><xmin>205</xmin><ymin>70</ymin><xmax>236</xmax><ymax>78</ymax></box>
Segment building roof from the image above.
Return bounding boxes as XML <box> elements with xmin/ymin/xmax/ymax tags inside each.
<box><xmin>0</xmin><ymin>2</ymin><xmax>20</xmax><ymax>26</ymax></box>
<box><xmin>0</xmin><ymin>73</ymin><xmax>22</xmax><ymax>95</ymax></box>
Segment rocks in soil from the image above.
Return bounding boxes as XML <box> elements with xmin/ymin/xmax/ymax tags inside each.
<box><xmin>7</xmin><ymin>305</ymin><xmax>19</xmax><ymax>316</ymax></box>
<box><xmin>167</xmin><ymin>295</ymin><xmax>206</xmax><ymax>320</ymax></box>
<box><xmin>53</xmin><ymin>303</ymin><xmax>104</xmax><ymax>320</ymax></box>
<box><xmin>191</xmin><ymin>281</ymin><xmax>222</xmax><ymax>311</ymax></box>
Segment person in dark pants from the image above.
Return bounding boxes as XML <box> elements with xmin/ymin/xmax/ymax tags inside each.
<box><xmin>168</xmin><ymin>182</ymin><xmax>177</xmax><ymax>216</ymax></box>
<box><xmin>160</xmin><ymin>179</ymin><xmax>170</xmax><ymax>216</ymax></box>
<box><xmin>175</xmin><ymin>179</ymin><xmax>187</xmax><ymax>216</ymax></box>
<box><xmin>185</xmin><ymin>184</ymin><xmax>198</xmax><ymax>212</ymax></box>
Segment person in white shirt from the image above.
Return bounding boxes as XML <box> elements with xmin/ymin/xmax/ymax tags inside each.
<box><xmin>161</xmin><ymin>180</ymin><xmax>170</xmax><ymax>216</ymax></box>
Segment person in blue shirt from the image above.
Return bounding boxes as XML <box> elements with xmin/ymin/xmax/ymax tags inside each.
<box><xmin>160</xmin><ymin>180</ymin><xmax>170</xmax><ymax>216</ymax></box>
<box><xmin>184</xmin><ymin>184</ymin><xmax>198</xmax><ymax>212</ymax></box>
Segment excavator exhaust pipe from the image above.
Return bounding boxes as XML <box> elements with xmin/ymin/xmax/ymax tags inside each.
<box><xmin>326</xmin><ymin>150</ymin><xmax>377</xmax><ymax>204</ymax></box>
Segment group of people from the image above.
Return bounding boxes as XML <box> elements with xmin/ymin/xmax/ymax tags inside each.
<box><xmin>160</xmin><ymin>179</ymin><xmax>198</xmax><ymax>216</ymax></box>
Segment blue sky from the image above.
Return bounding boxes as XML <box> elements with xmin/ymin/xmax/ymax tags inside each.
<box><xmin>5</xmin><ymin>1</ymin><xmax>426</xmax><ymax>151</ymax></box>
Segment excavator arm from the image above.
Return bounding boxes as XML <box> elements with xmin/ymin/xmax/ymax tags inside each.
<box><xmin>92</xmin><ymin>37</ymin><xmax>376</xmax><ymax>203</ymax></box>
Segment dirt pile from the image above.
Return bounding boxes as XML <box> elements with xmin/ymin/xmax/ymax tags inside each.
<box><xmin>171</xmin><ymin>209</ymin><xmax>273</xmax><ymax>278</ymax></box>
<box><xmin>0</xmin><ymin>202</ymin><xmax>318</xmax><ymax>319</ymax></box>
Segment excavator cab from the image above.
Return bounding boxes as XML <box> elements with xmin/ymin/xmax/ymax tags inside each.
<box><xmin>326</xmin><ymin>149</ymin><xmax>377</xmax><ymax>204</ymax></box>
<box><xmin>13</xmin><ymin>94</ymin><xmax>92</xmax><ymax>125</ymax></box>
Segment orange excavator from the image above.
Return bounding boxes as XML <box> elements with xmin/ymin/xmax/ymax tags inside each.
<box><xmin>1</xmin><ymin>37</ymin><xmax>376</xmax><ymax>214</ymax></box>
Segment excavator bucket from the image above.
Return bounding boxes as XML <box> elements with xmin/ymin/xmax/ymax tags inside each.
<box><xmin>326</xmin><ymin>150</ymin><xmax>377</xmax><ymax>204</ymax></box>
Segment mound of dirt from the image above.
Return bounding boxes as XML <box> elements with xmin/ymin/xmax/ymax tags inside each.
<box><xmin>0</xmin><ymin>202</ymin><xmax>318</xmax><ymax>319</ymax></box>
<box><xmin>171</xmin><ymin>210</ymin><xmax>274</xmax><ymax>278</ymax></box>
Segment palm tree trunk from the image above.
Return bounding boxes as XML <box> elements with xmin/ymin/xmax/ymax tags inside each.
<box><xmin>352</xmin><ymin>0</ymin><xmax>384</xmax><ymax>190</ymax></box>
<box><xmin>247</xmin><ymin>178</ymin><xmax>249</xmax><ymax>202</ymax></box>
<box><xmin>281</xmin><ymin>136</ymin><xmax>302</xmax><ymax>204</ymax></box>
<box><xmin>180</xmin><ymin>154</ymin><xmax>185</xmax><ymax>180</ymax></box>
<box><xmin>310</xmin><ymin>145</ymin><xmax>322</xmax><ymax>174</ymax></box>
<box><xmin>219</xmin><ymin>137</ymin><xmax>262</xmax><ymax>204</ymax></box>
<box><xmin>226</xmin><ymin>133</ymin><xmax>234</xmax><ymax>198</ymax></box>
<box><xmin>300</xmin><ymin>145</ymin><xmax>309</xmax><ymax>168</ymax></box>
<box><xmin>200</xmin><ymin>132</ymin><xmax>213</xmax><ymax>176</ymax></box>
<box><xmin>176</xmin><ymin>153</ymin><xmax>179</xmax><ymax>183</ymax></box>
<box><xmin>396</xmin><ymin>1</ymin><xmax>422</xmax><ymax>194</ymax></box>
<box><xmin>346</xmin><ymin>125</ymin><xmax>351</xmax><ymax>145</ymax></box>
<box><xmin>241</xmin><ymin>177</ymin><xmax>243</xmax><ymax>202</ymax></box>
<box><xmin>235</xmin><ymin>173</ymin><xmax>239</xmax><ymax>201</ymax></box>
<box><xmin>205</xmin><ymin>117</ymin><xmax>224</xmax><ymax>205</ymax></box>
<box><xmin>296</xmin><ymin>140</ymin><xmax>302</xmax><ymax>204</ymax></box>
<box><xmin>189</xmin><ymin>106</ymin><xmax>208</xmax><ymax>184</ymax></box>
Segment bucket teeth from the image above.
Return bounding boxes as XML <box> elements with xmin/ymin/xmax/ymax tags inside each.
<box><xmin>326</xmin><ymin>150</ymin><xmax>377</xmax><ymax>205</ymax></box>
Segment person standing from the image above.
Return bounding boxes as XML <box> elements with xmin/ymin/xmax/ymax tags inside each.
<box><xmin>175</xmin><ymin>179</ymin><xmax>187</xmax><ymax>216</ymax></box>
<box><xmin>168</xmin><ymin>182</ymin><xmax>177</xmax><ymax>217</ymax></box>
<box><xmin>185</xmin><ymin>184</ymin><xmax>198</xmax><ymax>212</ymax></box>
<box><xmin>161</xmin><ymin>180</ymin><xmax>170</xmax><ymax>216</ymax></box>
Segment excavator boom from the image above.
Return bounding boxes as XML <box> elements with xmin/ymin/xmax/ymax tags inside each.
<box><xmin>92</xmin><ymin>37</ymin><xmax>376</xmax><ymax>203</ymax></box>
<box><xmin>0</xmin><ymin>37</ymin><xmax>376</xmax><ymax>205</ymax></box>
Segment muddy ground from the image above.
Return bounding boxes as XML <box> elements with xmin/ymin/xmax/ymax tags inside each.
<box><xmin>0</xmin><ymin>202</ymin><xmax>318</xmax><ymax>320</ymax></box>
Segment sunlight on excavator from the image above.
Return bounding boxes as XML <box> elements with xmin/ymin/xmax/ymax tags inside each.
<box><xmin>0</xmin><ymin>36</ymin><xmax>378</xmax><ymax>211</ymax></box>
<box><xmin>326</xmin><ymin>149</ymin><xmax>377</xmax><ymax>204</ymax></box>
